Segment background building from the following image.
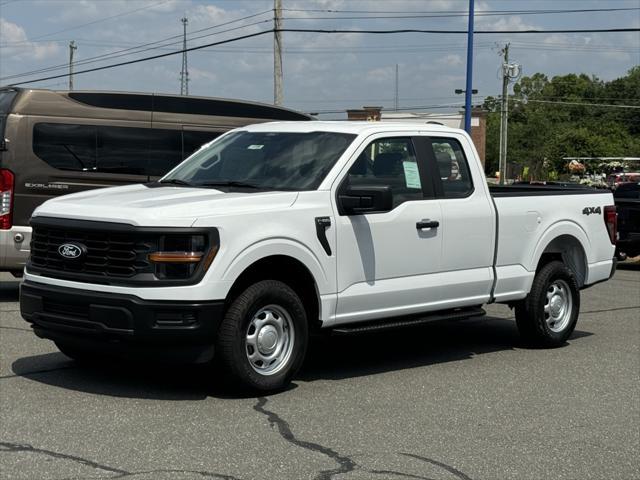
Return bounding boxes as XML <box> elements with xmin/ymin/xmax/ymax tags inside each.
<box><xmin>347</xmin><ymin>106</ymin><xmax>487</xmax><ymax>168</ymax></box>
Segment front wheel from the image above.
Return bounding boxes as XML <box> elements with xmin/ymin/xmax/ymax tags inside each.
<box><xmin>216</xmin><ymin>280</ymin><xmax>308</xmax><ymax>392</ymax></box>
<box><xmin>515</xmin><ymin>261</ymin><xmax>580</xmax><ymax>347</ymax></box>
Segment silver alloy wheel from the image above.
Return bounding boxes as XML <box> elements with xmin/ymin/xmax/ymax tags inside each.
<box><xmin>544</xmin><ymin>279</ymin><xmax>573</xmax><ymax>333</ymax></box>
<box><xmin>245</xmin><ymin>304</ymin><xmax>295</xmax><ymax>376</ymax></box>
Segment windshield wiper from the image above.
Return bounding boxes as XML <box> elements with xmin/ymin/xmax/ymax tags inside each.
<box><xmin>198</xmin><ymin>180</ymin><xmax>262</xmax><ymax>189</ymax></box>
<box><xmin>158</xmin><ymin>178</ymin><xmax>194</xmax><ymax>186</ymax></box>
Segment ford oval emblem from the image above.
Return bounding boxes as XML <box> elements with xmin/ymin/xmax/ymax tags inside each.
<box><xmin>58</xmin><ymin>243</ymin><xmax>85</xmax><ymax>260</ymax></box>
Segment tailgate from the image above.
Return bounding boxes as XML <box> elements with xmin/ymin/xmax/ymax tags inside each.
<box><xmin>616</xmin><ymin>198</ymin><xmax>640</xmax><ymax>239</ymax></box>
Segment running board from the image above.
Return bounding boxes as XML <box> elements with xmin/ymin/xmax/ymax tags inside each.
<box><xmin>331</xmin><ymin>307</ymin><xmax>486</xmax><ymax>334</ymax></box>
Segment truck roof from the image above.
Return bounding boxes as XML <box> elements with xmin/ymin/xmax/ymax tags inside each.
<box><xmin>242</xmin><ymin>120</ymin><xmax>465</xmax><ymax>135</ymax></box>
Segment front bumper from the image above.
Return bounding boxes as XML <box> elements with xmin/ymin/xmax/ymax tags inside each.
<box><xmin>0</xmin><ymin>225</ymin><xmax>31</xmax><ymax>272</ymax></box>
<box><xmin>20</xmin><ymin>281</ymin><xmax>225</xmax><ymax>363</ymax></box>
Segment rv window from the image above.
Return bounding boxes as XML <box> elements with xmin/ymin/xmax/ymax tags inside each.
<box><xmin>146</xmin><ymin>129</ymin><xmax>183</xmax><ymax>176</ymax></box>
<box><xmin>183</xmin><ymin>130</ymin><xmax>221</xmax><ymax>159</ymax></box>
<box><xmin>33</xmin><ymin>123</ymin><xmax>97</xmax><ymax>171</ymax></box>
<box><xmin>34</xmin><ymin>123</ymin><xmax>224</xmax><ymax>176</ymax></box>
<box><xmin>97</xmin><ymin>126</ymin><xmax>150</xmax><ymax>175</ymax></box>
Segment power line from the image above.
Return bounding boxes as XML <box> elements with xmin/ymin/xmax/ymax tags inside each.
<box><xmin>5</xmin><ymin>25</ymin><xmax>639</xmax><ymax>87</ymax></box>
<box><xmin>1</xmin><ymin>17</ymin><xmax>273</xmax><ymax>82</ymax></box>
<box><xmin>282</xmin><ymin>7</ymin><xmax>640</xmax><ymax>15</ymax></box>
<box><xmin>1</xmin><ymin>9</ymin><xmax>273</xmax><ymax>47</ymax></box>
<box><xmin>29</xmin><ymin>0</ymin><xmax>172</xmax><ymax>41</ymax></box>
<box><xmin>278</xmin><ymin>27</ymin><xmax>640</xmax><ymax>35</ymax></box>
<box><xmin>6</xmin><ymin>29</ymin><xmax>275</xmax><ymax>87</ymax></box>
<box><xmin>280</xmin><ymin>8</ymin><xmax>640</xmax><ymax>21</ymax></box>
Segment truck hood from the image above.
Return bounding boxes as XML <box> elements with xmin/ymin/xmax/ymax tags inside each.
<box><xmin>33</xmin><ymin>183</ymin><xmax>299</xmax><ymax>227</ymax></box>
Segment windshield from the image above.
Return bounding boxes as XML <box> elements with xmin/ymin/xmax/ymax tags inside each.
<box><xmin>162</xmin><ymin>130</ymin><xmax>356</xmax><ymax>191</ymax></box>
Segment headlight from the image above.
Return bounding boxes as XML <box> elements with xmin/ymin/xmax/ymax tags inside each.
<box><xmin>149</xmin><ymin>233</ymin><xmax>218</xmax><ymax>279</ymax></box>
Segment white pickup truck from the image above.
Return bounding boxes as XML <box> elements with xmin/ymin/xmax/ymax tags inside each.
<box><xmin>20</xmin><ymin>121</ymin><xmax>617</xmax><ymax>391</ymax></box>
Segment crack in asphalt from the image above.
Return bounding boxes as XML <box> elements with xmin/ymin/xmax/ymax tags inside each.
<box><xmin>253</xmin><ymin>396</ymin><xmax>357</xmax><ymax>480</ymax></box>
<box><xmin>0</xmin><ymin>441</ymin><xmax>244</xmax><ymax>480</ymax></box>
<box><xmin>368</xmin><ymin>469</ymin><xmax>438</xmax><ymax>479</ymax></box>
<box><xmin>109</xmin><ymin>469</ymin><xmax>243</xmax><ymax>479</ymax></box>
<box><xmin>401</xmin><ymin>453</ymin><xmax>473</xmax><ymax>480</ymax></box>
<box><xmin>0</xmin><ymin>441</ymin><xmax>128</xmax><ymax>474</ymax></box>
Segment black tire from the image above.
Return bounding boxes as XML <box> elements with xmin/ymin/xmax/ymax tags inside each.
<box><xmin>216</xmin><ymin>280</ymin><xmax>308</xmax><ymax>392</ymax></box>
<box><xmin>515</xmin><ymin>261</ymin><xmax>580</xmax><ymax>347</ymax></box>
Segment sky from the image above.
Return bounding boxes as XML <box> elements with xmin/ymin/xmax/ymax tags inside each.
<box><xmin>0</xmin><ymin>0</ymin><xmax>638</xmax><ymax>118</ymax></box>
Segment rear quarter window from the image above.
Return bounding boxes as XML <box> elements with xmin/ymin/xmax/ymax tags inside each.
<box><xmin>431</xmin><ymin>137</ymin><xmax>474</xmax><ymax>198</ymax></box>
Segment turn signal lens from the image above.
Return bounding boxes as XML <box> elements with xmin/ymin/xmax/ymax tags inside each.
<box><xmin>149</xmin><ymin>252</ymin><xmax>204</xmax><ymax>263</ymax></box>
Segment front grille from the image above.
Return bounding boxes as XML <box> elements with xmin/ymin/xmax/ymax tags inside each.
<box><xmin>30</xmin><ymin>226</ymin><xmax>154</xmax><ymax>279</ymax></box>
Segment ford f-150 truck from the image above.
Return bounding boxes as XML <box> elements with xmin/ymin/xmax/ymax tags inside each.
<box><xmin>20</xmin><ymin>122</ymin><xmax>617</xmax><ymax>392</ymax></box>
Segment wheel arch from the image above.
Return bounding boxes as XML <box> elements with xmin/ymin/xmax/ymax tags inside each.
<box><xmin>534</xmin><ymin>232</ymin><xmax>589</xmax><ymax>288</ymax></box>
<box><xmin>222</xmin><ymin>249</ymin><xmax>323</xmax><ymax>329</ymax></box>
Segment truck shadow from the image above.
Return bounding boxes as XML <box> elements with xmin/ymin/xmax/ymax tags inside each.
<box><xmin>300</xmin><ymin>316</ymin><xmax>592</xmax><ymax>381</ymax></box>
<box><xmin>9</xmin><ymin>316</ymin><xmax>592</xmax><ymax>400</ymax></box>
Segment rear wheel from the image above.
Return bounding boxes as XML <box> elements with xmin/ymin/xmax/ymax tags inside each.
<box><xmin>515</xmin><ymin>261</ymin><xmax>580</xmax><ymax>347</ymax></box>
<box><xmin>216</xmin><ymin>280</ymin><xmax>308</xmax><ymax>392</ymax></box>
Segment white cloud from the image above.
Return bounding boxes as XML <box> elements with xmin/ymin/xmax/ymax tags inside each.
<box><xmin>0</xmin><ymin>18</ymin><xmax>60</xmax><ymax>61</ymax></box>
<box><xmin>47</xmin><ymin>0</ymin><xmax>185</xmax><ymax>24</ymax></box>
<box><xmin>478</xmin><ymin>15</ymin><xmax>537</xmax><ymax>32</ymax></box>
<box><xmin>437</xmin><ymin>54</ymin><xmax>463</xmax><ymax>67</ymax></box>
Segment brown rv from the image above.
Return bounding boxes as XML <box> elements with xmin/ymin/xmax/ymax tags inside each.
<box><xmin>0</xmin><ymin>88</ymin><xmax>310</xmax><ymax>275</ymax></box>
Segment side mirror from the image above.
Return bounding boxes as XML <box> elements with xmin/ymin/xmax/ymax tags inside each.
<box><xmin>338</xmin><ymin>185</ymin><xmax>393</xmax><ymax>215</ymax></box>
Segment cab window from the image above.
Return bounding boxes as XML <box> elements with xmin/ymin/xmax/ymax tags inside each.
<box><xmin>431</xmin><ymin>137</ymin><xmax>473</xmax><ymax>198</ymax></box>
<box><xmin>346</xmin><ymin>137</ymin><xmax>424</xmax><ymax>208</ymax></box>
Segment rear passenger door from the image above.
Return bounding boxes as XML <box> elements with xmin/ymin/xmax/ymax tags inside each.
<box><xmin>334</xmin><ymin>134</ymin><xmax>443</xmax><ymax>325</ymax></box>
<box><xmin>418</xmin><ymin>134</ymin><xmax>495</xmax><ymax>306</ymax></box>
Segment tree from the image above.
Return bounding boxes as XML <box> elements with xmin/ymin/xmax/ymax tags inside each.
<box><xmin>483</xmin><ymin>67</ymin><xmax>640</xmax><ymax>179</ymax></box>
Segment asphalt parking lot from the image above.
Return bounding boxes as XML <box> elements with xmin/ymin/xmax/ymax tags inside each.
<box><xmin>1</xmin><ymin>266</ymin><xmax>638</xmax><ymax>480</ymax></box>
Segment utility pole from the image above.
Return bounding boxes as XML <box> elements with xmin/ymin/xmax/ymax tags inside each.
<box><xmin>180</xmin><ymin>17</ymin><xmax>189</xmax><ymax>96</ymax></box>
<box><xmin>273</xmin><ymin>0</ymin><xmax>283</xmax><ymax>106</ymax></box>
<box><xmin>498</xmin><ymin>43</ymin><xmax>509</xmax><ymax>185</ymax></box>
<box><xmin>68</xmin><ymin>40</ymin><xmax>77</xmax><ymax>91</ymax></box>
<box><xmin>394</xmin><ymin>64</ymin><xmax>399</xmax><ymax>111</ymax></box>
<box><xmin>498</xmin><ymin>44</ymin><xmax>520</xmax><ymax>185</ymax></box>
<box><xmin>463</xmin><ymin>0</ymin><xmax>474</xmax><ymax>133</ymax></box>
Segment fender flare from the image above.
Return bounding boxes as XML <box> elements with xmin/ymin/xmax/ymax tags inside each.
<box><xmin>219</xmin><ymin>237</ymin><xmax>330</xmax><ymax>298</ymax></box>
<box><xmin>530</xmin><ymin>220</ymin><xmax>591</xmax><ymax>280</ymax></box>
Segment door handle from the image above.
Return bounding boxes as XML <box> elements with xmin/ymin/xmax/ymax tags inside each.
<box><xmin>416</xmin><ymin>220</ymin><xmax>439</xmax><ymax>229</ymax></box>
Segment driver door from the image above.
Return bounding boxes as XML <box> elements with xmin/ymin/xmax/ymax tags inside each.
<box><xmin>333</xmin><ymin>135</ymin><xmax>443</xmax><ymax>326</ymax></box>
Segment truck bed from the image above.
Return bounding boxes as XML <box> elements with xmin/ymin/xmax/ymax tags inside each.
<box><xmin>489</xmin><ymin>184</ymin><xmax>606</xmax><ymax>197</ymax></box>
<box><xmin>489</xmin><ymin>186</ymin><xmax>615</xmax><ymax>302</ymax></box>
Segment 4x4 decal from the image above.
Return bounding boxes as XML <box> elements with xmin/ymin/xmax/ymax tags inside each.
<box><xmin>582</xmin><ymin>206</ymin><xmax>602</xmax><ymax>215</ymax></box>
